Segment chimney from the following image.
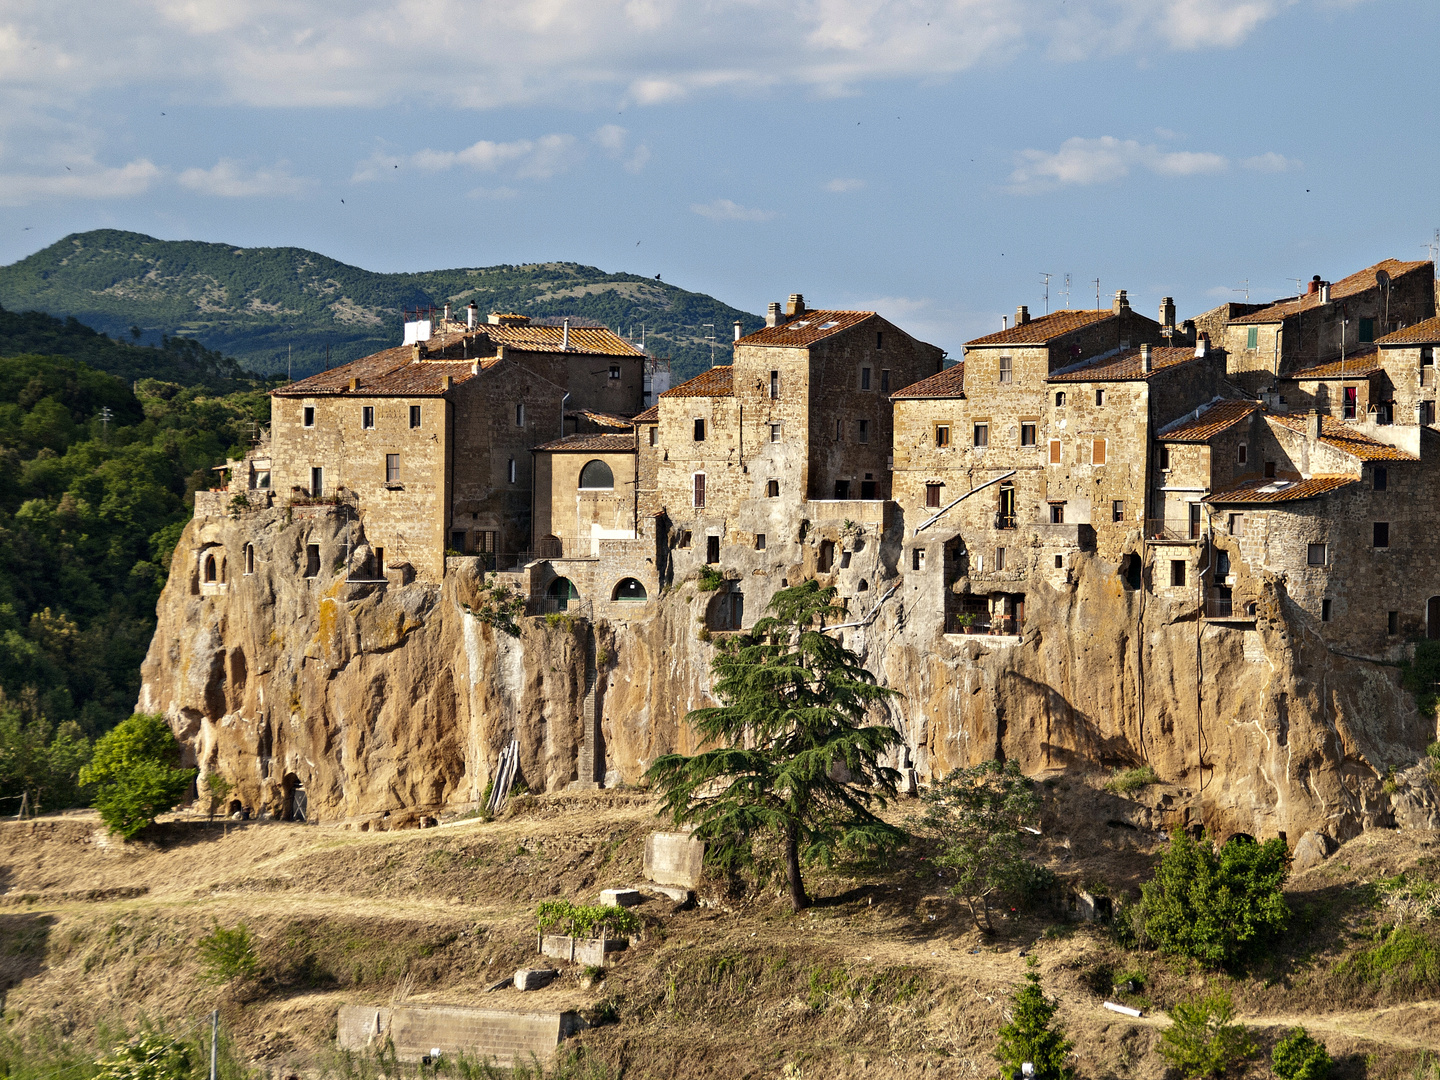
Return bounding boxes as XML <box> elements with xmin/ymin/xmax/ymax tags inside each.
<box><xmin>1307</xmin><ymin>409</ymin><xmax>1322</xmax><ymax>441</ymax></box>
<box><xmin>443</xmin><ymin>302</ymin><xmax>452</xmax><ymax>323</ymax></box>
<box><xmin>1113</xmin><ymin>289</ymin><xmax>1129</xmax><ymax>313</ymax></box>
<box><xmin>488</xmin><ymin>312</ymin><xmax>501</xmax><ymax>325</ymax></box>
<box><xmin>1160</xmin><ymin>296</ymin><xmax>1175</xmax><ymax>329</ymax></box>
<box><xmin>786</xmin><ymin>294</ymin><xmax>806</xmax><ymax>317</ymax></box>
<box><xmin>1307</xmin><ymin>275</ymin><xmax>1322</xmax><ymax>295</ymax></box>
<box><xmin>1194</xmin><ymin>332</ymin><xmax>1209</xmax><ymax>359</ymax></box>
<box><xmin>1016</xmin><ymin>305</ymin><xmax>1030</xmax><ymax>326</ymax></box>
<box><xmin>766</xmin><ymin>302</ymin><xmax>781</xmax><ymax>328</ymax></box>
<box><xmin>441</xmin><ymin>374</ymin><xmax>452</xmax><ymax>391</ymax></box>
<box><xmin>1181</xmin><ymin>318</ymin><xmax>1196</xmax><ymax>342</ymax></box>
<box><xmin>466</xmin><ymin>301</ymin><xmax>478</xmax><ymax>329</ymax></box>
<box><xmin>562</xmin><ymin>319</ymin><xmax>570</xmax><ymax>351</ymax></box>
<box><xmin>733</xmin><ymin>321</ymin><xmax>742</xmax><ymax>342</ymax></box>
<box><xmin>1320</xmin><ymin>282</ymin><xmax>1331</xmax><ymax>304</ymax></box>
<box><xmin>349</xmin><ymin>377</ymin><xmax>359</xmax><ymax>391</ymax></box>
<box><xmin>1002</xmin><ymin>315</ymin><xmax>1009</xmax><ymax>330</ymax></box>
<box><xmin>1140</xmin><ymin>343</ymin><xmax>1153</xmax><ymax>373</ymax></box>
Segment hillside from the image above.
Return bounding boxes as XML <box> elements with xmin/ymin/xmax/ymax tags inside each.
<box><xmin>0</xmin><ymin>784</ymin><xmax>1435</xmax><ymax>1080</ymax></box>
<box><xmin>0</xmin><ymin>231</ymin><xmax>762</xmax><ymax>383</ymax></box>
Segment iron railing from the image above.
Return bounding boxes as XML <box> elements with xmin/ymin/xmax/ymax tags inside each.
<box><xmin>1145</xmin><ymin>518</ymin><xmax>1199</xmax><ymax>541</ymax></box>
<box><xmin>526</xmin><ymin>597</ymin><xmax>594</xmax><ymax>619</ymax></box>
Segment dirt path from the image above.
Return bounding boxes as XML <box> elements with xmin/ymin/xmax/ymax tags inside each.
<box><xmin>1091</xmin><ymin>1002</ymin><xmax>1440</xmax><ymax>1051</ymax></box>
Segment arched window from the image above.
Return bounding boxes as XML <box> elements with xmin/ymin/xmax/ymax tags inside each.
<box><xmin>204</xmin><ymin>554</ymin><xmax>217</xmax><ymax>583</ymax></box>
<box><xmin>244</xmin><ymin>544</ymin><xmax>255</xmax><ymax>575</ymax></box>
<box><xmin>1055</xmin><ymin>391</ymin><xmax>1067</xmax><ymax>407</ymax></box>
<box><xmin>612</xmin><ymin>578</ymin><xmax>647</xmax><ymax>601</ymax></box>
<box><xmin>548</xmin><ymin>577</ymin><xmax>577</xmax><ymax>611</ymax></box>
<box><xmin>578</xmin><ymin>459</ymin><xmax>615</xmax><ymax>489</ymax></box>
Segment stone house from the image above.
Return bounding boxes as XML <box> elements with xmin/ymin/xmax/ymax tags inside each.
<box><xmin>1372</xmin><ymin>314</ymin><xmax>1440</xmax><ymax>428</ymax></box>
<box><xmin>468</xmin><ymin>313</ymin><xmax>646</xmax><ymax>418</ymax></box>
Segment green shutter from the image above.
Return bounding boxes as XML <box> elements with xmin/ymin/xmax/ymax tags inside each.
<box><xmin>1359</xmin><ymin>318</ymin><xmax>1375</xmax><ymax>343</ymax></box>
<box><xmin>1246</xmin><ymin>326</ymin><xmax>1258</xmax><ymax>349</ymax></box>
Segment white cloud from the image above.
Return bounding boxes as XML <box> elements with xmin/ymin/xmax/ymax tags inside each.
<box><xmin>1007</xmin><ymin>135</ymin><xmax>1232</xmax><ymax>193</ymax></box>
<box><xmin>0</xmin><ymin>158</ymin><xmax>161</xmax><ymax>207</ymax></box>
<box><xmin>825</xmin><ymin>178</ymin><xmax>865</xmax><ymax>193</ymax></box>
<box><xmin>691</xmin><ymin>198</ymin><xmax>775</xmax><ymax>222</ymax></box>
<box><xmin>592</xmin><ymin>125</ymin><xmax>651</xmax><ymax>174</ymax></box>
<box><xmin>177</xmin><ymin>159</ymin><xmax>312</xmax><ymax>197</ymax></box>
<box><xmin>1243</xmin><ymin>151</ymin><xmax>1302</xmax><ymax>172</ymax></box>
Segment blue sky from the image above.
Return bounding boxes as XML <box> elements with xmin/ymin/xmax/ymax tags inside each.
<box><xmin>0</xmin><ymin>0</ymin><xmax>1435</xmax><ymax>356</ymax></box>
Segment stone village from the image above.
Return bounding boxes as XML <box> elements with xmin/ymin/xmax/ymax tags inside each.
<box><xmin>199</xmin><ymin>257</ymin><xmax>1440</xmax><ymax>661</ymax></box>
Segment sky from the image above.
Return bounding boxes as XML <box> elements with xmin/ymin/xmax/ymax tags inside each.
<box><xmin>0</xmin><ymin>0</ymin><xmax>1437</xmax><ymax>356</ymax></box>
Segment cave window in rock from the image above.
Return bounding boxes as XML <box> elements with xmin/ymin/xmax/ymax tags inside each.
<box><xmin>304</xmin><ymin>544</ymin><xmax>321</xmax><ymax>578</ymax></box>
<box><xmin>204</xmin><ymin>554</ymin><xmax>218</xmax><ymax>583</ymax></box>
<box><xmin>613</xmin><ymin>577</ymin><xmax>647</xmax><ymax>602</ymax></box>
<box><xmin>707</xmin><ymin>584</ymin><xmax>744</xmax><ymax>631</ymax></box>
<box><xmin>818</xmin><ymin>539</ymin><xmax>835</xmax><ymax>573</ymax></box>
<box><xmin>548</xmin><ymin>576</ymin><xmax>578</xmax><ymax>612</ymax></box>
<box><xmin>579</xmin><ymin>459</ymin><xmax>614</xmax><ymax>490</ymax></box>
<box><xmin>281</xmin><ymin>773</ymin><xmax>307</xmax><ymax>822</ymax></box>
<box><xmin>244</xmin><ymin>544</ymin><xmax>255</xmax><ymax>575</ymax></box>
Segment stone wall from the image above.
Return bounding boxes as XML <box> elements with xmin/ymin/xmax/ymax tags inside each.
<box><xmin>336</xmin><ymin>1004</ymin><xmax>579</xmax><ymax>1066</ymax></box>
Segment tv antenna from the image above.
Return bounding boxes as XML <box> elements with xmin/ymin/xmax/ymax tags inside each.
<box><xmin>701</xmin><ymin>324</ymin><xmax>715</xmax><ymax>367</ymax></box>
<box><xmin>1039</xmin><ymin>273</ymin><xmax>1052</xmax><ymax>315</ymax></box>
<box><xmin>1424</xmin><ymin>229</ymin><xmax>1440</xmax><ymax>265</ymax></box>
<box><xmin>1062</xmin><ymin>273</ymin><xmax>1071</xmax><ymax>309</ymax></box>
<box><xmin>1233</xmin><ymin>280</ymin><xmax>1250</xmax><ymax>302</ymax></box>
<box><xmin>1092</xmin><ymin>278</ymin><xmax>1101</xmax><ymax>309</ymax></box>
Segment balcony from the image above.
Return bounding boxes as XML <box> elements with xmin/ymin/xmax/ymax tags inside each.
<box><xmin>995</xmin><ymin>513</ymin><xmax>1018</xmax><ymax>531</ymax></box>
<box><xmin>805</xmin><ymin>499</ymin><xmax>891</xmax><ymax>526</ymax></box>
<box><xmin>1204</xmin><ymin>592</ymin><xmax>1256</xmax><ymax>622</ymax></box>
<box><xmin>1145</xmin><ymin>518</ymin><xmax>1200</xmax><ymax>543</ymax></box>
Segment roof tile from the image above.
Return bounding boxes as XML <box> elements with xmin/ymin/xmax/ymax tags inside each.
<box><xmin>533</xmin><ymin>432</ymin><xmax>636</xmax><ymax>452</ymax></box>
<box><xmin>1266</xmin><ymin>411</ymin><xmax>1419</xmax><ymax>461</ymax></box>
<box><xmin>273</xmin><ymin>347</ymin><xmax>484</xmax><ymax>396</ymax></box>
<box><xmin>659</xmin><ymin>365</ymin><xmax>734</xmax><ymax>398</ymax></box>
<box><xmin>1048</xmin><ymin>345</ymin><xmax>1208</xmax><ymax>383</ymax></box>
<box><xmin>1230</xmin><ymin>259</ymin><xmax>1431</xmax><ymax>324</ymax></box>
<box><xmin>631</xmin><ymin>405</ymin><xmax>659</xmax><ymax>424</ymax></box>
<box><xmin>1376</xmin><ymin>314</ymin><xmax>1440</xmax><ymax>346</ymax></box>
<box><xmin>964</xmin><ymin>309</ymin><xmax>1114</xmax><ymax>347</ymax></box>
<box><xmin>891</xmin><ymin>363</ymin><xmax>966</xmax><ymax>400</ymax></box>
<box><xmin>1159</xmin><ymin>400</ymin><xmax>1260</xmax><ymax>442</ymax></box>
<box><xmin>1204</xmin><ymin>475</ymin><xmax>1358</xmax><ymax>504</ymax></box>
<box><xmin>737</xmin><ymin>310</ymin><xmax>874</xmax><ymax>348</ymax></box>
<box><xmin>1279</xmin><ymin>347</ymin><xmax>1382</xmax><ymax>380</ymax></box>
<box><xmin>485</xmin><ymin>324</ymin><xmax>642</xmax><ymax>357</ymax></box>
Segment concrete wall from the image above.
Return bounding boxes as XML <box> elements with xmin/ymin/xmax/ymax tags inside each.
<box><xmin>336</xmin><ymin>1004</ymin><xmax>579</xmax><ymax>1067</ymax></box>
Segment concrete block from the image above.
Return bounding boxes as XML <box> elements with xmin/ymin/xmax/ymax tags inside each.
<box><xmin>600</xmin><ymin>888</ymin><xmax>642</xmax><ymax>907</ymax></box>
<box><xmin>514</xmin><ymin>968</ymin><xmax>557</xmax><ymax>991</ymax></box>
<box><xmin>643</xmin><ymin>830</ymin><xmax>705</xmax><ymax>889</ymax></box>
<box><xmin>336</xmin><ymin>1004</ymin><xmax>579</xmax><ymax>1067</ymax></box>
<box><xmin>641</xmin><ymin>883</ymin><xmax>691</xmax><ymax>903</ymax></box>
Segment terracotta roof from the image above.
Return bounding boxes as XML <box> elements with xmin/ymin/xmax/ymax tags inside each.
<box><xmin>1159</xmin><ymin>400</ymin><xmax>1260</xmax><ymax>442</ymax></box>
<box><xmin>485</xmin><ymin>324</ymin><xmax>642</xmax><ymax>357</ymax></box>
<box><xmin>737</xmin><ymin>310</ymin><xmax>875</xmax><ymax>348</ymax></box>
<box><xmin>568</xmin><ymin>409</ymin><xmax>635</xmax><ymax>429</ymax></box>
<box><xmin>631</xmin><ymin>405</ymin><xmax>659</xmax><ymax>424</ymax></box>
<box><xmin>1279</xmin><ymin>347</ymin><xmax>1382</xmax><ymax>380</ymax></box>
<box><xmin>533</xmin><ymin>432</ymin><xmax>636</xmax><ymax>452</ymax></box>
<box><xmin>964</xmin><ymin>309</ymin><xmax>1114</xmax><ymax>347</ymax></box>
<box><xmin>659</xmin><ymin>365</ymin><xmax>734</xmax><ymax>398</ymax></box>
<box><xmin>1266</xmin><ymin>412</ymin><xmax>1419</xmax><ymax>462</ymax></box>
<box><xmin>273</xmin><ymin>347</ymin><xmax>488</xmax><ymax>396</ymax></box>
<box><xmin>1204</xmin><ymin>475</ymin><xmax>1358</xmax><ymax>504</ymax></box>
<box><xmin>1048</xmin><ymin>346</ymin><xmax>1207</xmax><ymax>383</ymax></box>
<box><xmin>1230</xmin><ymin>259</ymin><xmax>1431</xmax><ymax>324</ymax></box>
<box><xmin>891</xmin><ymin>363</ymin><xmax>966</xmax><ymax>400</ymax></box>
<box><xmin>1376</xmin><ymin>314</ymin><xmax>1440</xmax><ymax>345</ymax></box>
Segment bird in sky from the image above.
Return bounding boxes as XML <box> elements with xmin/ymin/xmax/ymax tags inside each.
<box><xmin>340</xmin><ymin>199</ymin><xmax>345</xmax><ymax>204</ymax></box>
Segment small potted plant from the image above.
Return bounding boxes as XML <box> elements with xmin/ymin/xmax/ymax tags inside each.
<box><xmin>956</xmin><ymin>612</ymin><xmax>977</xmax><ymax>634</ymax></box>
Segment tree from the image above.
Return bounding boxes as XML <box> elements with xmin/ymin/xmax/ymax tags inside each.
<box><xmin>197</xmin><ymin>921</ymin><xmax>262</xmax><ymax>986</ymax></box>
<box><xmin>1138</xmin><ymin>830</ymin><xmax>1290</xmax><ymax>967</ymax></box>
<box><xmin>94</xmin><ymin>1035</ymin><xmax>192</xmax><ymax>1080</ymax></box>
<box><xmin>994</xmin><ymin>964</ymin><xmax>1074</xmax><ymax>1080</ymax></box>
<box><xmin>0</xmin><ymin>699</ymin><xmax>92</xmax><ymax>813</ymax></box>
<box><xmin>1272</xmin><ymin>1027</ymin><xmax>1332</xmax><ymax>1080</ymax></box>
<box><xmin>646</xmin><ymin>580</ymin><xmax>905</xmax><ymax>911</ymax></box>
<box><xmin>922</xmin><ymin>759</ymin><xmax>1042</xmax><ymax>930</ymax></box>
<box><xmin>81</xmin><ymin>713</ymin><xmax>195</xmax><ymax>838</ymax></box>
<box><xmin>1157</xmin><ymin>991</ymin><xmax>1257</xmax><ymax>1079</ymax></box>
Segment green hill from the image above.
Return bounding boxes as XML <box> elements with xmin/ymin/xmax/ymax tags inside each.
<box><xmin>0</xmin><ymin>230</ymin><xmax>761</xmax><ymax>383</ymax></box>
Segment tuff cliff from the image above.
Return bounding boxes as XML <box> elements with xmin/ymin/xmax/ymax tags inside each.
<box><xmin>138</xmin><ymin>502</ymin><xmax>1439</xmax><ymax>843</ymax></box>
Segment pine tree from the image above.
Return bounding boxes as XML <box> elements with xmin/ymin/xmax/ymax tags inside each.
<box><xmin>646</xmin><ymin>579</ymin><xmax>905</xmax><ymax>910</ymax></box>
<box><xmin>994</xmin><ymin>966</ymin><xmax>1074</xmax><ymax>1080</ymax></box>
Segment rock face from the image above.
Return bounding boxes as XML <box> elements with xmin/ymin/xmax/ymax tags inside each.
<box><xmin>139</xmin><ymin>504</ymin><xmax>1438</xmax><ymax>843</ymax></box>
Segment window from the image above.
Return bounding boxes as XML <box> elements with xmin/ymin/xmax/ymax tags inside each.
<box><xmin>677</xmin><ymin>530</ymin><xmax>692</xmax><ymax>549</ymax></box>
<box><xmin>1424</xmin><ymin>400</ymin><xmax>1437</xmax><ymax>425</ymax></box>
<box><xmin>1170</xmin><ymin>559</ymin><xmax>1186</xmax><ymax>587</ymax></box>
<box><xmin>1246</xmin><ymin>326</ymin><xmax>1259</xmax><ymax>350</ymax></box>
<box><xmin>1424</xmin><ymin>347</ymin><xmax>1435</xmax><ymax>386</ymax></box>
<box><xmin>614</xmin><ymin>577</ymin><xmax>647</xmax><ymax>601</ymax></box>
<box><xmin>973</xmin><ymin>422</ymin><xmax>989</xmax><ymax>448</ymax></box>
<box><xmin>1389</xmin><ymin>610</ymin><xmax>1400</xmax><ymax>634</ymax></box>
<box><xmin>1189</xmin><ymin>503</ymin><xmax>1202</xmax><ymax>540</ymax></box>
<box><xmin>1048</xmin><ymin>439</ymin><xmax>1061</xmax><ymax>465</ymax></box>
<box><xmin>1055</xmin><ymin>555</ymin><xmax>1064</xmax><ymax>569</ymax></box>
<box><xmin>1215</xmin><ymin>551</ymin><xmax>1230</xmax><ymax>577</ymax></box>
<box><xmin>880</xmin><ymin>369</ymin><xmax>890</xmax><ymax>393</ymax></box>
<box><xmin>1359</xmin><ymin>317</ymin><xmax>1375</xmax><ymax>343</ymax></box>
<box><xmin>925</xmin><ymin>483</ymin><xmax>942</xmax><ymax>508</ymax></box>
<box><xmin>1264</xmin><ymin>461</ymin><xmax>1277</xmax><ymax>478</ymax></box>
<box><xmin>508</xmin><ymin>457</ymin><xmax>517</xmax><ymax>484</ymax></box>
<box><xmin>818</xmin><ymin>540</ymin><xmax>835</xmax><ymax>572</ymax></box>
<box><xmin>876</xmin><ymin>331</ymin><xmax>884</xmax><ymax>350</ymax></box>
<box><xmin>1374</xmin><ymin>521</ymin><xmax>1390</xmax><ymax>548</ymax></box>
<box><xmin>310</xmin><ymin>467</ymin><xmax>323</xmax><ymax>496</ymax></box>
<box><xmin>385</xmin><ymin>454</ymin><xmax>400</xmax><ymax>483</ymax></box>
<box><xmin>361</xmin><ymin>406</ymin><xmax>375</xmax><ymax>429</ymax></box>
<box><xmin>1112</xmin><ymin>500</ymin><xmax>1125</xmax><ymax>523</ymax></box>
<box><xmin>912</xmin><ymin>547</ymin><xmax>925</xmax><ymax>571</ymax></box>
<box><xmin>1343</xmin><ymin>386</ymin><xmax>1357</xmax><ymax>420</ymax></box>
<box><xmin>1092</xmin><ymin>439</ymin><xmax>1107</xmax><ymax>466</ymax></box>
<box><xmin>858</xmin><ymin>419</ymin><xmax>869</xmax><ymax>444</ymax></box>
<box><xmin>693</xmin><ymin>418</ymin><xmax>706</xmax><ymax>441</ymax></box>
<box><xmin>1376</xmin><ymin>401</ymin><xmax>1394</xmax><ymax>425</ymax></box>
<box><xmin>1095</xmin><ymin>388</ymin><xmax>1106</xmax><ymax>406</ymax></box>
<box><xmin>999</xmin><ymin>356</ymin><xmax>1013</xmax><ymax>384</ymax></box>
<box><xmin>303</xmin><ymin>406</ymin><xmax>315</xmax><ymax>427</ymax></box>
<box><xmin>649</xmin><ymin>426</ymin><xmax>658</xmax><ymax>446</ymax></box>
<box><xmin>410</xmin><ymin>405</ymin><xmax>421</xmax><ymax>428</ymax></box>
<box><xmin>1054</xmin><ymin>391</ymin><xmax>1066</xmax><ymax>407</ymax></box>
<box><xmin>1237</xmin><ymin>443</ymin><xmax>1247</xmax><ymax>465</ymax></box>
<box><xmin>995</xmin><ymin>547</ymin><xmax>1006</xmax><ymax>571</ymax></box>
<box><xmin>755</xmin><ymin>533</ymin><xmax>766</xmax><ymax>551</ymax></box>
<box><xmin>1159</xmin><ymin>445</ymin><xmax>1171</xmax><ymax>470</ymax></box>
<box><xmin>516</xmin><ymin>403</ymin><xmax>526</xmax><ymax>426</ymax></box>
<box><xmin>579</xmin><ymin>459</ymin><xmax>615</xmax><ymax>488</ymax></box>
<box><xmin>204</xmin><ymin>554</ymin><xmax>217</xmax><ymax>583</ymax></box>
<box><xmin>861</xmin><ymin>367</ymin><xmax>872</xmax><ymax>390</ymax></box>
<box><xmin>305</xmin><ymin>544</ymin><xmax>321</xmax><ymax>578</ymax></box>
<box><xmin>244</xmin><ymin>544</ymin><xmax>254</xmax><ymax>575</ymax></box>
<box><xmin>998</xmin><ymin>484</ymin><xmax>1016</xmax><ymax>527</ymax></box>
<box><xmin>770</xmin><ymin>423</ymin><xmax>781</xmax><ymax>443</ymax></box>
<box><xmin>693</xmin><ymin>473</ymin><xmax>706</xmax><ymax>508</ymax></box>
<box><xmin>834</xmin><ymin>480</ymin><xmax>851</xmax><ymax>499</ymax></box>
<box><xmin>451</xmin><ymin>530</ymin><xmax>467</xmax><ymax>553</ymax></box>
<box><xmin>767</xmin><ymin>479</ymin><xmax>780</xmax><ymax>498</ymax></box>
<box><xmin>476</xmin><ymin>531</ymin><xmax>497</xmax><ymax>554</ymax></box>
<box><xmin>934</xmin><ymin>424</ymin><xmax>951</xmax><ymax>447</ymax></box>
<box><xmin>609</xmin><ymin>364</ymin><xmax>621</xmax><ymax>379</ymax></box>
<box><xmin>861</xmin><ymin>478</ymin><xmax>876</xmax><ymax>499</ymax></box>
<box><xmin>1014</xmin><ymin>421</ymin><xmax>1035</xmax><ymax>448</ymax></box>
<box><xmin>706</xmin><ymin>535</ymin><xmax>720</xmax><ymax>564</ymax></box>
<box><xmin>1374</xmin><ymin>465</ymin><xmax>1388</xmax><ymax>491</ymax></box>
<box><xmin>1322</xmin><ymin>598</ymin><xmax>1332</xmax><ymax>622</ymax></box>
<box><xmin>1229</xmin><ymin>513</ymin><xmax>1245</xmax><ymax>535</ymax></box>
<box><xmin>769</xmin><ymin>370</ymin><xmax>779</xmax><ymax>399</ymax></box>
<box><xmin>1050</xmin><ymin>503</ymin><xmax>1065</xmax><ymax>524</ymax></box>
<box><xmin>1307</xmin><ymin>542</ymin><xmax>1327</xmax><ymax>566</ymax></box>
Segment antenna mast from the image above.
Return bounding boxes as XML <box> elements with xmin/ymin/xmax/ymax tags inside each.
<box><xmin>1039</xmin><ymin>273</ymin><xmax>1052</xmax><ymax>315</ymax></box>
<box><xmin>1062</xmin><ymin>273</ymin><xmax>1071</xmax><ymax>309</ymax></box>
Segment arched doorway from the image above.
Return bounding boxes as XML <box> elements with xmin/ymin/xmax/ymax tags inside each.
<box><xmin>1429</xmin><ymin>597</ymin><xmax>1440</xmax><ymax>639</ymax></box>
<box><xmin>612</xmin><ymin>577</ymin><xmax>647</xmax><ymax>601</ymax></box>
<box><xmin>548</xmin><ymin>577</ymin><xmax>577</xmax><ymax>611</ymax></box>
<box><xmin>204</xmin><ymin>554</ymin><xmax>217</xmax><ymax>583</ymax></box>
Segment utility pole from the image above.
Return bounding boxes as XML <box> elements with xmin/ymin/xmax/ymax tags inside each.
<box><xmin>1039</xmin><ymin>273</ymin><xmax>1052</xmax><ymax>315</ymax></box>
<box><xmin>209</xmin><ymin>1008</ymin><xmax>218</xmax><ymax>1080</ymax></box>
<box><xmin>99</xmin><ymin>406</ymin><xmax>113</xmax><ymax>442</ymax></box>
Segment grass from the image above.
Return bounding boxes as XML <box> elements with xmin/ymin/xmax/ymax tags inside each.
<box><xmin>1104</xmin><ymin>765</ymin><xmax>1160</xmax><ymax>795</ymax></box>
<box><xmin>1333</xmin><ymin>925</ymin><xmax>1440</xmax><ymax>997</ymax></box>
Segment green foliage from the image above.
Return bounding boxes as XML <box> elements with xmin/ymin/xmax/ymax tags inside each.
<box><xmin>204</xmin><ymin>773</ymin><xmax>234</xmax><ymax>817</ymax></box>
<box><xmin>197</xmin><ymin>922</ymin><xmax>262</xmax><ymax>985</ymax></box>
<box><xmin>646</xmin><ymin>580</ymin><xmax>905</xmax><ymax>910</ymax></box>
<box><xmin>993</xmin><ymin>966</ymin><xmax>1074</xmax><ymax>1080</ymax></box>
<box><xmin>1137</xmin><ymin>830</ymin><xmax>1290</xmax><ymax>967</ymax></box>
<box><xmin>695</xmin><ymin>565</ymin><xmax>725</xmax><ymax>591</ymax></box>
<box><xmin>1156</xmin><ymin>992</ymin><xmax>1257</xmax><ymax>1079</ymax></box>
<box><xmin>1271</xmin><ymin>1027</ymin><xmax>1333</xmax><ymax>1080</ymax></box>
<box><xmin>94</xmin><ymin>1035</ymin><xmax>192</xmax><ymax>1080</ymax></box>
<box><xmin>534</xmin><ymin>900</ymin><xmax>640</xmax><ymax>939</ymax></box>
<box><xmin>0</xmin><ymin>229</ymin><xmax>762</xmax><ymax>383</ymax></box>
<box><xmin>0</xmin><ymin>696</ymin><xmax>91</xmax><ymax>812</ymax></box>
<box><xmin>1401</xmin><ymin>639</ymin><xmax>1440</xmax><ymax>719</ymax></box>
<box><xmin>1334</xmin><ymin>925</ymin><xmax>1440</xmax><ymax>994</ymax></box>
<box><xmin>81</xmin><ymin>713</ymin><xmax>195</xmax><ymax>837</ymax></box>
<box><xmin>1104</xmin><ymin>765</ymin><xmax>1159</xmax><ymax>795</ymax></box>
<box><xmin>466</xmin><ymin>578</ymin><xmax>525</xmax><ymax>638</ymax></box>
<box><xmin>921</xmin><ymin>760</ymin><xmax>1043</xmax><ymax>930</ymax></box>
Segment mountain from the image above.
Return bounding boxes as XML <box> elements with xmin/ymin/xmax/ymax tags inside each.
<box><xmin>0</xmin><ymin>230</ymin><xmax>762</xmax><ymax>384</ymax></box>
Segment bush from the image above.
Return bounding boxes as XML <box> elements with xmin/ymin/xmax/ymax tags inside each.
<box><xmin>535</xmin><ymin>900</ymin><xmax>641</xmax><ymax>939</ymax></box>
<box><xmin>80</xmin><ymin>714</ymin><xmax>196</xmax><ymax>838</ymax></box>
<box><xmin>1272</xmin><ymin>1027</ymin><xmax>1332</xmax><ymax>1080</ymax></box>
<box><xmin>1157</xmin><ymin>991</ymin><xmax>1256</xmax><ymax>1079</ymax></box>
<box><xmin>1138</xmin><ymin>830</ymin><xmax>1289</xmax><ymax>967</ymax></box>
<box><xmin>1402</xmin><ymin>640</ymin><xmax>1440</xmax><ymax>719</ymax></box>
<box><xmin>696</xmin><ymin>566</ymin><xmax>724</xmax><ymax>591</ymax></box>
<box><xmin>1104</xmin><ymin>765</ymin><xmax>1159</xmax><ymax>795</ymax></box>
<box><xmin>993</xmin><ymin>965</ymin><xmax>1074</xmax><ymax>1080</ymax></box>
<box><xmin>1334</xmin><ymin>925</ymin><xmax>1440</xmax><ymax>995</ymax></box>
<box><xmin>94</xmin><ymin>1035</ymin><xmax>192</xmax><ymax>1080</ymax></box>
<box><xmin>197</xmin><ymin>922</ymin><xmax>261</xmax><ymax>985</ymax></box>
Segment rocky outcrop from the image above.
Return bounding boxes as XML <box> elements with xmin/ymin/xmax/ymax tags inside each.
<box><xmin>139</xmin><ymin>505</ymin><xmax>1438</xmax><ymax>844</ymax></box>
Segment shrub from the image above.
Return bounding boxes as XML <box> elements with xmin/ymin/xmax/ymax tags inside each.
<box><xmin>993</xmin><ymin>965</ymin><xmax>1074</xmax><ymax>1080</ymax></box>
<box><xmin>1157</xmin><ymin>991</ymin><xmax>1256</xmax><ymax>1079</ymax></box>
<box><xmin>204</xmin><ymin>773</ymin><xmax>233</xmax><ymax>819</ymax></box>
<box><xmin>696</xmin><ymin>566</ymin><xmax>724</xmax><ymax>591</ymax></box>
<box><xmin>1334</xmin><ymin>925</ymin><xmax>1440</xmax><ymax>995</ymax></box>
<box><xmin>535</xmin><ymin>900</ymin><xmax>640</xmax><ymax>939</ymax></box>
<box><xmin>197</xmin><ymin>921</ymin><xmax>261</xmax><ymax>985</ymax></box>
<box><xmin>1138</xmin><ymin>830</ymin><xmax>1289</xmax><ymax>967</ymax></box>
<box><xmin>1104</xmin><ymin>765</ymin><xmax>1159</xmax><ymax>795</ymax></box>
<box><xmin>81</xmin><ymin>714</ymin><xmax>196</xmax><ymax>838</ymax></box>
<box><xmin>468</xmin><ymin>578</ymin><xmax>525</xmax><ymax>638</ymax></box>
<box><xmin>94</xmin><ymin>1035</ymin><xmax>192</xmax><ymax>1080</ymax></box>
<box><xmin>1272</xmin><ymin>1027</ymin><xmax>1332</xmax><ymax>1080</ymax></box>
